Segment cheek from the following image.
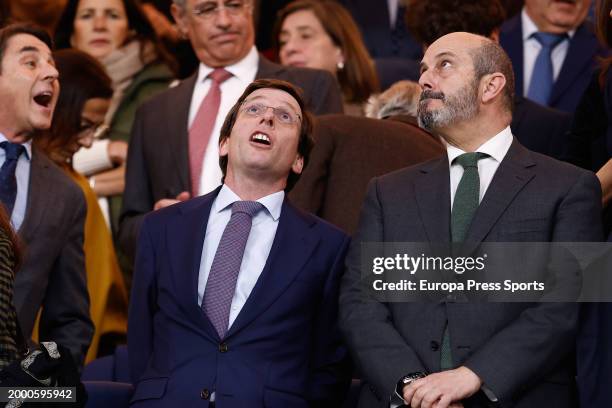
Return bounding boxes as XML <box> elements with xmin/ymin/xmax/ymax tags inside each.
<box><xmin>110</xmin><ymin>22</ymin><xmax>130</xmax><ymax>45</ymax></box>
<box><xmin>71</xmin><ymin>23</ymin><xmax>89</xmax><ymax>47</ymax></box>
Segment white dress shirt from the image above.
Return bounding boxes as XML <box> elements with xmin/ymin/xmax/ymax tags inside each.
<box><xmin>0</xmin><ymin>133</ymin><xmax>31</xmax><ymax>231</ymax></box>
<box><xmin>521</xmin><ymin>9</ymin><xmax>575</xmax><ymax>96</ymax></box>
<box><xmin>387</xmin><ymin>0</ymin><xmax>399</xmax><ymax>27</ymax></box>
<box><xmin>189</xmin><ymin>47</ymin><xmax>259</xmax><ymax>196</ymax></box>
<box><xmin>197</xmin><ymin>184</ymin><xmax>283</xmax><ymax>329</ymax></box>
<box><xmin>446</xmin><ymin>126</ymin><xmax>514</xmax><ymax>208</ymax></box>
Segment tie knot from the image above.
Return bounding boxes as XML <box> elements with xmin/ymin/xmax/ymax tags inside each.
<box><xmin>208</xmin><ymin>68</ymin><xmax>232</xmax><ymax>84</ymax></box>
<box><xmin>0</xmin><ymin>142</ymin><xmax>25</xmax><ymax>161</ymax></box>
<box><xmin>454</xmin><ymin>152</ymin><xmax>488</xmax><ymax>169</ymax></box>
<box><xmin>531</xmin><ymin>32</ymin><xmax>566</xmax><ymax>49</ymax></box>
<box><xmin>231</xmin><ymin>201</ymin><xmax>264</xmax><ymax>218</ymax></box>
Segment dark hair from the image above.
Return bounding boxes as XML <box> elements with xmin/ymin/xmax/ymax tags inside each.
<box><xmin>218</xmin><ymin>79</ymin><xmax>313</xmax><ymax>192</ymax></box>
<box><xmin>0</xmin><ymin>2</ymin><xmax>10</xmax><ymax>28</ymax></box>
<box><xmin>469</xmin><ymin>38</ymin><xmax>515</xmax><ymax>114</ymax></box>
<box><xmin>34</xmin><ymin>49</ymin><xmax>113</xmax><ymax>166</ymax></box>
<box><xmin>54</xmin><ymin>0</ymin><xmax>177</xmax><ymax>73</ymax></box>
<box><xmin>0</xmin><ymin>204</ymin><xmax>21</xmax><ymax>271</ymax></box>
<box><xmin>273</xmin><ymin>0</ymin><xmax>379</xmax><ymax>103</ymax></box>
<box><xmin>0</xmin><ymin>23</ymin><xmax>53</xmax><ymax>73</ymax></box>
<box><xmin>406</xmin><ymin>0</ymin><xmax>506</xmax><ymax>46</ymax></box>
<box><xmin>596</xmin><ymin>0</ymin><xmax>612</xmax><ymax>85</ymax></box>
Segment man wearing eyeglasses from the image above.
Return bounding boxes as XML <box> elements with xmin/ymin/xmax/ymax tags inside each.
<box><xmin>119</xmin><ymin>0</ymin><xmax>343</xmax><ymax>263</ymax></box>
<box><xmin>128</xmin><ymin>79</ymin><xmax>350</xmax><ymax>407</ymax></box>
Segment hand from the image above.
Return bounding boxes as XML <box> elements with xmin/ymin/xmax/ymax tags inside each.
<box><xmin>154</xmin><ymin>191</ymin><xmax>191</xmax><ymax>210</ymax></box>
<box><xmin>403</xmin><ymin>367</ymin><xmax>482</xmax><ymax>408</ymax></box>
<box><xmin>141</xmin><ymin>3</ymin><xmax>182</xmax><ymax>42</ymax></box>
<box><xmin>107</xmin><ymin>140</ymin><xmax>128</xmax><ymax>165</ymax></box>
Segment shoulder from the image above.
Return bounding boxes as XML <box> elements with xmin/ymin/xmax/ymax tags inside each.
<box><xmin>285</xmin><ymin>200</ymin><xmax>348</xmax><ymax>243</ymax></box>
<box><xmin>32</xmin><ymin>151</ymin><xmax>84</xmax><ymax>201</ymax></box>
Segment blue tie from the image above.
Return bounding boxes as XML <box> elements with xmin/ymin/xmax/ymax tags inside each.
<box><xmin>527</xmin><ymin>32</ymin><xmax>566</xmax><ymax>105</ymax></box>
<box><xmin>0</xmin><ymin>142</ymin><xmax>25</xmax><ymax>216</ymax></box>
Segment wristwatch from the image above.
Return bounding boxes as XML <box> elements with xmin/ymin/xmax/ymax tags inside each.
<box><xmin>390</xmin><ymin>371</ymin><xmax>428</xmax><ymax>408</ymax></box>
<box><xmin>401</xmin><ymin>371</ymin><xmax>428</xmax><ymax>386</ymax></box>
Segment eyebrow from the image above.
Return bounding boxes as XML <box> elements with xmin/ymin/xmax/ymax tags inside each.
<box><xmin>19</xmin><ymin>46</ymin><xmax>40</xmax><ymax>54</ymax></box>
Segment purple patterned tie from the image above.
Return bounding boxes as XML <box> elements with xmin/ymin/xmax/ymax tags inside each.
<box><xmin>203</xmin><ymin>200</ymin><xmax>264</xmax><ymax>338</ymax></box>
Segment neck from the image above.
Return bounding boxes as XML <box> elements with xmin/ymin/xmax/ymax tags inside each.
<box><xmin>437</xmin><ymin>114</ymin><xmax>509</xmax><ymax>152</ymax></box>
<box><xmin>0</xmin><ymin>126</ymin><xmax>31</xmax><ymax>144</ymax></box>
<box><xmin>224</xmin><ymin>170</ymin><xmax>285</xmax><ymax>201</ymax></box>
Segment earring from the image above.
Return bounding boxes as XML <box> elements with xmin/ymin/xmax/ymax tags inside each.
<box><xmin>337</xmin><ymin>61</ymin><xmax>345</xmax><ymax>70</ymax></box>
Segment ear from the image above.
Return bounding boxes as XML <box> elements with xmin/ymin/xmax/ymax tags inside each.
<box><xmin>291</xmin><ymin>154</ymin><xmax>304</xmax><ymax>175</ymax></box>
<box><xmin>219</xmin><ymin>137</ymin><xmax>229</xmax><ymax>157</ymax></box>
<box><xmin>490</xmin><ymin>28</ymin><xmax>500</xmax><ymax>44</ymax></box>
<box><xmin>170</xmin><ymin>3</ymin><xmax>189</xmax><ymax>39</ymax></box>
<box><xmin>480</xmin><ymin>72</ymin><xmax>506</xmax><ymax>104</ymax></box>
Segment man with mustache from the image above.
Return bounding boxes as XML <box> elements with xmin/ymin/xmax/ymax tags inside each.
<box><xmin>339</xmin><ymin>32</ymin><xmax>603</xmax><ymax>408</ymax></box>
<box><xmin>119</xmin><ymin>0</ymin><xmax>343</xmax><ymax>263</ymax></box>
<box><xmin>500</xmin><ymin>0</ymin><xmax>608</xmax><ymax>112</ymax></box>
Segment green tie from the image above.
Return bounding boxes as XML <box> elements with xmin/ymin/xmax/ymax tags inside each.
<box><xmin>441</xmin><ymin>152</ymin><xmax>488</xmax><ymax>370</ymax></box>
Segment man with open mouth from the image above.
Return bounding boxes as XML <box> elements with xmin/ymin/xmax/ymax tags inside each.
<box><xmin>0</xmin><ymin>23</ymin><xmax>93</xmax><ymax>368</ymax></box>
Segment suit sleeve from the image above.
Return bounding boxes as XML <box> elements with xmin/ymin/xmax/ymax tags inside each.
<box><xmin>289</xmin><ymin>121</ymin><xmax>335</xmax><ymax>216</ymax></box>
<box><xmin>309</xmin><ymin>234</ymin><xmax>351</xmax><ymax>407</ymax></box>
<box><xmin>308</xmin><ymin>71</ymin><xmax>343</xmax><ymax>115</ymax></box>
<box><xmin>339</xmin><ymin>179</ymin><xmax>428</xmax><ymax>401</ymax></box>
<box><xmin>128</xmin><ymin>215</ymin><xmax>158</xmax><ymax>383</ymax></box>
<box><xmin>463</xmin><ymin>170</ymin><xmax>604</xmax><ymax>403</ymax></box>
<box><xmin>119</xmin><ymin>106</ymin><xmax>154</xmax><ymax>263</ymax></box>
<box><xmin>38</xmin><ymin>187</ymin><xmax>93</xmax><ymax>369</ymax></box>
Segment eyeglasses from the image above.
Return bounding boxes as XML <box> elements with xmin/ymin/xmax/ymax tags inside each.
<box><xmin>191</xmin><ymin>1</ymin><xmax>251</xmax><ymax>20</ymax></box>
<box><xmin>78</xmin><ymin>122</ymin><xmax>109</xmax><ymax>139</ymax></box>
<box><xmin>240</xmin><ymin>102</ymin><xmax>301</xmax><ymax>125</ymax></box>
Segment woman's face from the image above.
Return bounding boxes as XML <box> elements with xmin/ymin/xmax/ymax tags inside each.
<box><xmin>70</xmin><ymin>0</ymin><xmax>130</xmax><ymax>60</ymax></box>
<box><xmin>56</xmin><ymin>97</ymin><xmax>110</xmax><ymax>163</ymax></box>
<box><xmin>278</xmin><ymin>9</ymin><xmax>343</xmax><ymax>75</ymax></box>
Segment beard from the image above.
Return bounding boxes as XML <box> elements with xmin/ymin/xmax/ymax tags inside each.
<box><xmin>417</xmin><ymin>79</ymin><xmax>479</xmax><ymax>132</ymax></box>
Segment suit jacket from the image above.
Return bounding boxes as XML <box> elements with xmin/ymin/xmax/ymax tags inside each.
<box><xmin>289</xmin><ymin>114</ymin><xmax>444</xmax><ymax>235</ymax></box>
<box><xmin>339</xmin><ymin>140</ymin><xmax>603</xmax><ymax>407</ymax></box>
<box><xmin>500</xmin><ymin>14</ymin><xmax>608</xmax><ymax>113</ymax></box>
<box><xmin>13</xmin><ymin>148</ymin><xmax>93</xmax><ymax>367</ymax></box>
<box><xmin>128</xmin><ymin>188</ymin><xmax>350</xmax><ymax>407</ymax></box>
<box><xmin>119</xmin><ymin>56</ymin><xmax>343</xmax><ymax>261</ymax></box>
<box><xmin>511</xmin><ymin>96</ymin><xmax>573</xmax><ymax>160</ymax></box>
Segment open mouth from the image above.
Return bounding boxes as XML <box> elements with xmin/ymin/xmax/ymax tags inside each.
<box><xmin>251</xmin><ymin>132</ymin><xmax>271</xmax><ymax>146</ymax></box>
<box><xmin>33</xmin><ymin>91</ymin><xmax>53</xmax><ymax>108</ymax></box>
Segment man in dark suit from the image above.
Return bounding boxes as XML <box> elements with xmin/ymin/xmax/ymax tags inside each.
<box><xmin>128</xmin><ymin>79</ymin><xmax>350</xmax><ymax>406</ymax></box>
<box><xmin>0</xmin><ymin>24</ymin><xmax>92</xmax><ymax>366</ymax></box>
<box><xmin>339</xmin><ymin>33</ymin><xmax>603</xmax><ymax>408</ymax></box>
<box><xmin>289</xmin><ymin>83</ymin><xmax>444</xmax><ymax>234</ymax></box>
<box><xmin>406</xmin><ymin>0</ymin><xmax>574</xmax><ymax>160</ymax></box>
<box><xmin>119</xmin><ymin>0</ymin><xmax>343</xmax><ymax>260</ymax></box>
<box><xmin>500</xmin><ymin>0</ymin><xmax>608</xmax><ymax>113</ymax></box>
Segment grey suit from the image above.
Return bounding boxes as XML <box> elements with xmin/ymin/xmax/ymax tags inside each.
<box><xmin>13</xmin><ymin>148</ymin><xmax>93</xmax><ymax>367</ymax></box>
<box><xmin>119</xmin><ymin>56</ymin><xmax>343</xmax><ymax>261</ymax></box>
<box><xmin>339</xmin><ymin>140</ymin><xmax>603</xmax><ymax>407</ymax></box>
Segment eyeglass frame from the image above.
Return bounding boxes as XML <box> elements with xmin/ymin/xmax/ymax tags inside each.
<box><xmin>239</xmin><ymin>100</ymin><xmax>303</xmax><ymax>125</ymax></box>
<box><xmin>190</xmin><ymin>0</ymin><xmax>253</xmax><ymax>20</ymax></box>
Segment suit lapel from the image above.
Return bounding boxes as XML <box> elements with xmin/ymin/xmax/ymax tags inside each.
<box><xmin>500</xmin><ymin>15</ymin><xmax>524</xmax><ymax>98</ymax></box>
<box><xmin>464</xmin><ymin>140</ymin><xmax>536</xmax><ymax>249</ymax></box>
<box><xmin>18</xmin><ymin>149</ymin><xmax>51</xmax><ymax>241</ymax></box>
<box><xmin>167</xmin><ymin>187</ymin><xmax>220</xmax><ymax>341</ymax></box>
<box><xmin>227</xmin><ymin>200</ymin><xmax>320</xmax><ymax>337</ymax></box>
<box><xmin>166</xmin><ymin>73</ymin><xmax>197</xmax><ymax>191</ymax></box>
<box><xmin>549</xmin><ymin>23</ymin><xmax>598</xmax><ymax>107</ymax></box>
<box><xmin>414</xmin><ymin>158</ymin><xmax>451</xmax><ymax>243</ymax></box>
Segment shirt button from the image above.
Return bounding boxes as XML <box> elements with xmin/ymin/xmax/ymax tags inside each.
<box><xmin>219</xmin><ymin>342</ymin><xmax>228</xmax><ymax>353</ymax></box>
<box><xmin>430</xmin><ymin>341</ymin><xmax>440</xmax><ymax>351</ymax></box>
<box><xmin>200</xmin><ymin>389</ymin><xmax>210</xmax><ymax>399</ymax></box>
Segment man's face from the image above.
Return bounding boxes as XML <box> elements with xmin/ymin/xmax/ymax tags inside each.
<box><xmin>417</xmin><ymin>34</ymin><xmax>480</xmax><ymax>133</ymax></box>
<box><xmin>220</xmin><ymin>88</ymin><xmax>304</xmax><ymax>186</ymax></box>
<box><xmin>172</xmin><ymin>0</ymin><xmax>255</xmax><ymax>67</ymax></box>
<box><xmin>524</xmin><ymin>0</ymin><xmax>591</xmax><ymax>33</ymax></box>
<box><xmin>0</xmin><ymin>33</ymin><xmax>59</xmax><ymax>141</ymax></box>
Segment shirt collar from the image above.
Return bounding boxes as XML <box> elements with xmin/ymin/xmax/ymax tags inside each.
<box><xmin>446</xmin><ymin>126</ymin><xmax>513</xmax><ymax>166</ymax></box>
<box><xmin>0</xmin><ymin>132</ymin><xmax>32</xmax><ymax>160</ymax></box>
<box><xmin>196</xmin><ymin>46</ymin><xmax>259</xmax><ymax>85</ymax></box>
<box><xmin>521</xmin><ymin>8</ymin><xmax>575</xmax><ymax>40</ymax></box>
<box><xmin>213</xmin><ymin>183</ymin><xmax>284</xmax><ymax>221</ymax></box>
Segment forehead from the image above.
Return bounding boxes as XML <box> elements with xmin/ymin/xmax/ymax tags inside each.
<box><xmin>245</xmin><ymin>88</ymin><xmax>301</xmax><ymax>113</ymax></box>
<box><xmin>4</xmin><ymin>33</ymin><xmax>52</xmax><ymax>59</ymax></box>
<box><xmin>77</xmin><ymin>0</ymin><xmax>126</xmax><ymax>9</ymax></box>
<box><xmin>283</xmin><ymin>9</ymin><xmax>320</xmax><ymax>28</ymax></box>
<box><xmin>189</xmin><ymin>0</ymin><xmax>246</xmax><ymax>6</ymax></box>
<box><xmin>422</xmin><ymin>36</ymin><xmax>474</xmax><ymax>66</ymax></box>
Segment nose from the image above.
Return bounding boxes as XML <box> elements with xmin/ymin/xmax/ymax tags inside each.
<box><xmin>78</xmin><ymin>132</ymin><xmax>95</xmax><ymax>149</ymax></box>
<box><xmin>418</xmin><ymin>68</ymin><xmax>433</xmax><ymax>91</ymax></box>
<box><xmin>93</xmin><ymin>14</ymin><xmax>107</xmax><ymax>30</ymax></box>
<box><xmin>281</xmin><ymin>36</ymin><xmax>298</xmax><ymax>57</ymax></box>
<box><xmin>43</xmin><ymin>62</ymin><xmax>59</xmax><ymax>83</ymax></box>
<box><xmin>259</xmin><ymin>106</ymin><xmax>275</xmax><ymax>127</ymax></box>
<box><xmin>215</xmin><ymin>7</ymin><xmax>232</xmax><ymax>28</ymax></box>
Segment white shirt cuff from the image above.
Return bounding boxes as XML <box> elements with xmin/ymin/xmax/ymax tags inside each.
<box><xmin>73</xmin><ymin>139</ymin><xmax>113</xmax><ymax>176</ymax></box>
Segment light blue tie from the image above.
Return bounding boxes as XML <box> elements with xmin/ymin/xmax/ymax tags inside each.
<box><xmin>527</xmin><ymin>32</ymin><xmax>566</xmax><ymax>105</ymax></box>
